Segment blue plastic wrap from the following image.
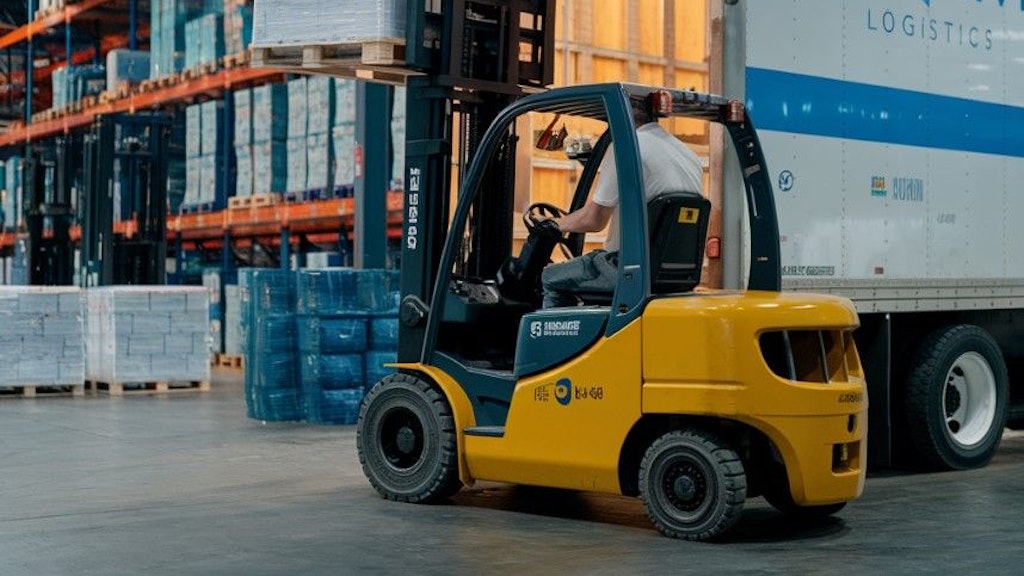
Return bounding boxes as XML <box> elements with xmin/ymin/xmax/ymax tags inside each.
<box><xmin>368</xmin><ymin>316</ymin><xmax>398</xmax><ymax>350</ymax></box>
<box><xmin>364</xmin><ymin>350</ymin><xmax>397</xmax><ymax>390</ymax></box>
<box><xmin>304</xmin><ymin>388</ymin><xmax>364</xmax><ymax>425</ymax></box>
<box><xmin>297</xmin><ymin>316</ymin><xmax>367</xmax><ymax>354</ymax></box>
<box><xmin>239</xmin><ymin>268</ymin><xmax>295</xmax><ymax>314</ymax></box>
<box><xmin>299</xmin><ymin>353</ymin><xmax>364</xmax><ymax>391</ymax></box>
<box><xmin>249</xmin><ymin>388</ymin><xmax>303</xmax><ymax>422</ymax></box>
<box><xmin>295</xmin><ymin>268</ymin><xmax>358</xmax><ymax>315</ymax></box>
<box><xmin>356</xmin><ymin>269</ymin><xmax>401</xmax><ymax>313</ymax></box>
<box><xmin>240</xmin><ymin>268</ymin><xmax>300</xmax><ymax>421</ymax></box>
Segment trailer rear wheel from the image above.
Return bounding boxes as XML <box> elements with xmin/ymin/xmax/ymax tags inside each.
<box><xmin>357</xmin><ymin>373</ymin><xmax>462</xmax><ymax>503</ymax></box>
<box><xmin>639</xmin><ymin>430</ymin><xmax>746</xmax><ymax>541</ymax></box>
<box><xmin>904</xmin><ymin>325</ymin><xmax>1008</xmax><ymax>470</ymax></box>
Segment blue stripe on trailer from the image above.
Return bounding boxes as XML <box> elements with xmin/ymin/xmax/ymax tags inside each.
<box><xmin>745</xmin><ymin>67</ymin><xmax>1024</xmax><ymax>158</ymax></box>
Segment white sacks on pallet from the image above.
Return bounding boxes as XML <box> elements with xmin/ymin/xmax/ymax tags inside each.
<box><xmin>252</xmin><ymin>0</ymin><xmax>406</xmax><ymax>47</ymax></box>
<box><xmin>0</xmin><ymin>287</ymin><xmax>84</xmax><ymax>386</ymax></box>
<box><xmin>84</xmin><ymin>287</ymin><xmax>211</xmax><ymax>384</ymax></box>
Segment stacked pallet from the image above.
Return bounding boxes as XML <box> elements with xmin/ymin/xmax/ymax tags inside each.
<box><xmin>240</xmin><ymin>269</ymin><xmax>300</xmax><ymax>421</ymax></box>
<box><xmin>84</xmin><ymin>287</ymin><xmax>211</xmax><ymax>395</ymax></box>
<box><xmin>0</xmin><ymin>287</ymin><xmax>84</xmax><ymax>396</ymax></box>
<box><xmin>240</xmin><ymin>267</ymin><xmax>400</xmax><ymax>424</ymax></box>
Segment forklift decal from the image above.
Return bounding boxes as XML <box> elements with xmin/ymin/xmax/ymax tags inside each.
<box><xmin>678</xmin><ymin>207</ymin><xmax>700</xmax><ymax>224</ymax></box>
<box><xmin>556</xmin><ymin>379</ymin><xmax>572</xmax><ymax>405</ymax></box>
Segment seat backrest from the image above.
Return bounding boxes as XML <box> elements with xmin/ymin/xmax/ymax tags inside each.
<box><xmin>647</xmin><ymin>191</ymin><xmax>711</xmax><ymax>295</ymax></box>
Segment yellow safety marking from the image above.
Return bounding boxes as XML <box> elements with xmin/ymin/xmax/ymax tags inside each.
<box><xmin>678</xmin><ymin>207</ymin><xmax>699</xmax><ymax>224</ymax></box>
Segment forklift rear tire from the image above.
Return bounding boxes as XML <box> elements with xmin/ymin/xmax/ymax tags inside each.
<box><xmin>639</xmin><ymin>429</ymin><xmax>746</xmax><ymax>541</ymax></box>
<box><xmin>357</xmin><ymin>373</ymin><xmax>462</xmax><ymax>503</ymax></box>
<box><xmin>904</xmin><ymin>325</ymin><xmax>1008</xmax><ymax>470</ymax></box>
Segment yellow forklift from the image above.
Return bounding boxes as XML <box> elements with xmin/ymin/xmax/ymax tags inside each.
<box><xmin>357</xmin><ymin>83</ymin><xmax>867</xmax><ymax>541</ymax></box>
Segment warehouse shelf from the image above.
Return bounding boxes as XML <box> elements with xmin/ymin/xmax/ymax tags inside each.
<box><xmin>0</xmin><ymin>60</ymin><xmax>283</xmax><ymax>146</ymax></box>
<box><xmin>0</xmin><ymin>192</ymin><xmax>404</xmax><ymax>251</ymax></box>
<box><xmin>0</xmin><ymin>0</ymin><xmax>134</xmax><ymax>51</ymax></box>
<box><xmin>171</xmin><ymin>192</ymin><xmax>404</xmax><ymax>247</ymax></box>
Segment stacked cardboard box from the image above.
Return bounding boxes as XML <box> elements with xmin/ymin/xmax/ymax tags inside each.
<box><xmin>234</xmin><ymin>88</ymin><xmax>253</xmax><ymax>198</ymax></box>
<box><xmin>2</xmin><ymin>157</ymin><xmax>22</xmax><ymax>231</ymax></box>
<box><xmin>251</xmin><ymin>83</ymin><xmax>288</xmax><ymax>194</ymax></box>
<box><xmin>84</xmin><ymin>287</ymin><xmax>211</xmax><ymax>384</ymax></box>
<box><xmin>106</xmin><ymin>50</ymin><xmax>151</xmax><ymax>89</ymax></box>
<box><xmin>184</xmin><ymin>12</ymin><xmax>225</xmax><ymax>71</ymax></box>
<box><xmin>306</xmin><ymin>76</ymin><xmax>335</xmax><ymax>194</ymax></box>
<box><xmin>182</xmin><ymin>100</ymin><xmax>232</xmax><ymax>209</ymax></box>
<box><xmin>286</xmin><ymin>77</ymin><xmax>308</xmax><ymax>195</ymax></box>
<box><xmin>0</xmin><ymin>287</ymin><xmax>84</xmax><ymax>388</ymax></box>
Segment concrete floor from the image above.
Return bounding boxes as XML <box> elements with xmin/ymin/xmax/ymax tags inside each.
<box><xmin>3</xmin><ymin>371</ymin><xmax>1024</xmax><ymax>575</ymax></box>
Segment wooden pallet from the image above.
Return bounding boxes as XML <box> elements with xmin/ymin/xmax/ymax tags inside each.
<box><xmin>87</xmin><ymin>380</ymin><xmax>211</xmax><ymax>396</ymax></box>
<box><xmin>212</xmin><ymin>354</ymin><xmax>244</xmax><ymax>369</ymax></box>
<box><xmin>221</xmin><ymin>52</ymin><xmax>250</xmax><ymax>70</ymax></box>
<box><xmin>228</xmin><ymin>193</ymin><xmax>279</xmax><ymax>210</ymax></box>
<box><xmin>0</xmin><ymin>383</ymin><xmax>85</xmax><ymax>399</ymax></box>
<box><xmin>251</xmin><ymin>41</ymin><xmax>416</xmax><ymax>85</ymax></box>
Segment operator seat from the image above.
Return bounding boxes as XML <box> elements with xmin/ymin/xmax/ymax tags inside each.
<box><xmin>579</xmin><ymin>190</ymin><xmax>711</xmax><ymax>304</ymax></box>
<box><xmin>647</xmin><ymin>190</ymin><xmax>711</xmax><ymax>295</ymax></box>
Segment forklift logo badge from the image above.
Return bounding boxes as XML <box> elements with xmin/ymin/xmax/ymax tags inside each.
<box><xmin>555</xmin><ymin>378</ymin><xmax>572</xmax><ymax>405</ymax></box>
<box><xmin>530</xmin><ymin>321</ymin><xmax>543</xmax><ymax>339</ymax></box>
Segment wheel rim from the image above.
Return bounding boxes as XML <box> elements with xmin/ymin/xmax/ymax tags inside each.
<box><xmin>654</xmin><ymin>452</ymin><xmax>714</xmax><ymax>524</ymax></box>
<box><xmin>378</xmin><ymin>406</ymin><xmax>425</xmax><ymax>470</ymax></box>
<box><xmin>943</xmin><ymin>351</ymin><xmax>997</xmax><ymax>448</ymax></box>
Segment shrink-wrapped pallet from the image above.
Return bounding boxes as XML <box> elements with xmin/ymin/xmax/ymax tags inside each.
<box><xmin>0</xmin><ymin>287</ymin><xmax>84</xmax><ymax>387</ymax></box>
<box><xmin>84</xmin><ymin>286</ymin><xmax>210</xmax><ymax>384</ymax></box>
<box><xmin>252</xmin><ymin>0</ymin><xmax>407</xmax><ymax>47</ymax></box>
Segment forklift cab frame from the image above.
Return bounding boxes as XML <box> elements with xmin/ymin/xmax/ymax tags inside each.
<box><xmin>418</xmin><ymin>84</ymin><xmax>780</xmax><ymax>400</ymax></box>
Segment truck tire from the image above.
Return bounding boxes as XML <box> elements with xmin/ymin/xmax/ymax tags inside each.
<box><xmin>639</xmin><ymin>429</ymin><xmax>746</xmax><ymax>541</ymax></box>
<box><xmin>904</xmin><ymin>325</ymin><xmax>1008</xmax><ymax>470</ymax></box>
<box><xmin>357</xmin><ymin>373</ymin><xmax>462</xmax><ymax>503</ymax></box>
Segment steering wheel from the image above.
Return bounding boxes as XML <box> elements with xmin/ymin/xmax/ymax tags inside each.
<box><xmin>524</xmin><ymin>202</ymin><xmax>573</xmax><ymax>260</ymax></box>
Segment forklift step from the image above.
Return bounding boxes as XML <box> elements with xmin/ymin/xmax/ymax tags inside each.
<box><xmin>463</xmin><ymin>426</ymin><xmax>505</xmax><ymax>438</ymax></box>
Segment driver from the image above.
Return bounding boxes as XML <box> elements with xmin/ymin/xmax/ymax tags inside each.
<box><xmin>541</xmin><ymin>107</ymin><xmax>704</xmax><ymax>308</ymax></box>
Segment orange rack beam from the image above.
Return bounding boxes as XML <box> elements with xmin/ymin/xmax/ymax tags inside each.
<box><xmin>0</xmin><ymin>65</ymin><xmax>284</xmax><ymax>146</ymax></box>
<box><xmin>0</xmin><ymin>0</ymin><xmax>117</xmax><ymax>51</ymax></box>
<box><xmin>171</xmin><ymin>192</ymin><xmax>405</xmax><ymax>244</ymax></box>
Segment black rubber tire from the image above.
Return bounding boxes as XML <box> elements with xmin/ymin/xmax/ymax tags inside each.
<box><xmin>638</xmin><ymin>429</ymin><xmax>746</xmax><ymax>541</ymax></box>
<box><xmin>904</xmin><ymin>325</ymin><xmax>1009</xmax><ymax>470</ymax></box>
<box><xmin>356</xmin><ymin>373</ymin><xmax>462</xmax><ymax>503</ymax></box>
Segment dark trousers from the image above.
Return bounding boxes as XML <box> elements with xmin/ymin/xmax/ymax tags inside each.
<box><xmin>540</xmin><ymin>250</ymin><xmax>618</xmax><ymax>308</ymax></box>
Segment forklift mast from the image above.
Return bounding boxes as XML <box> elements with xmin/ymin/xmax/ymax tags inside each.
<box><xmin>397</xmin><ymin>0</ymin><xmax>556</xmax><ymax>362</ymax></box>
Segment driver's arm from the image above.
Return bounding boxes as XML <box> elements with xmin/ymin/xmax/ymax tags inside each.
<box><xmin>555</xmin><ymin>201</ymin><xmax>614</xmax><ymax>234</ymax></box>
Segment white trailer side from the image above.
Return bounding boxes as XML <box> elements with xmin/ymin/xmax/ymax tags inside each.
<box><xmin>722</xmin><ymin>0</ymin><xmax>1024</xmax><ymax>469</ymax></box>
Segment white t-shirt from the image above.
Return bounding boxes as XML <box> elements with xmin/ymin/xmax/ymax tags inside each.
<box><xmin>592</xmin><ymin>122</ymin><xmax>704</xmax><ymax>252</ymax></box>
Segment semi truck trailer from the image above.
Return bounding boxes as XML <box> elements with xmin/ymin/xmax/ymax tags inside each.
<box><xmin>720</xmin><ymin>0</ymin><xmax>1024</xmax><ymax>469</ymax></box>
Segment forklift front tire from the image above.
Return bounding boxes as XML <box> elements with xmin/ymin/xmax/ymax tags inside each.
<box><xmin>357</xmin><ymin>374</ymin><xmax>462</xmax><ymax>503</ymax></box>
<box><xmin>639</xmin><ymin>429</ymin><xmax>746</xmax><ymax>541</ymax></box>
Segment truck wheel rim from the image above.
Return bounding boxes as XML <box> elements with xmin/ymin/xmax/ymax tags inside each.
<box><xmin>943</xmin><ymin>352</ymin><xmax>997</xmax><ymax>448</ymax></box>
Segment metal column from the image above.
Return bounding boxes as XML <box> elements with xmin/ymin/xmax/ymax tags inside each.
<box><xmin>354</xmin><ymin>81</ymin><xmax>391</xmax><ymax>270</ymax></box>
